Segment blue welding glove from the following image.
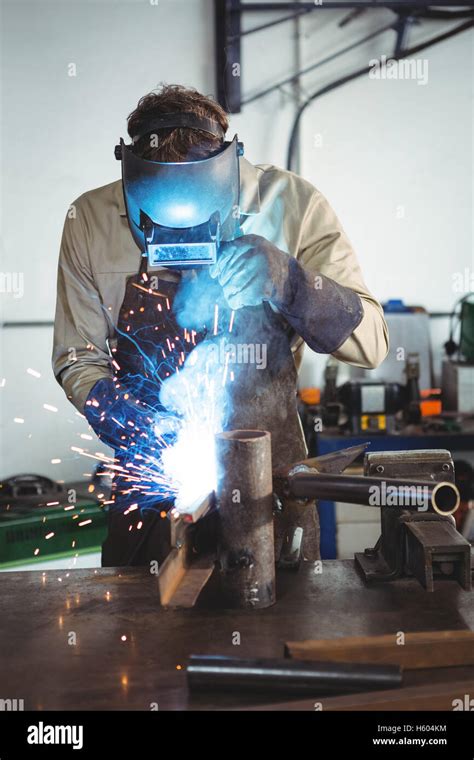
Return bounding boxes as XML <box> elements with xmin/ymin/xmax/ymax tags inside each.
<box><xmin>83</xmin><ymin>377</ymin><xmax>161</xmax><ymax>454</ymax></box>
<box><xmin>210</xmin><ymin>234</ymin><xmax>364</xmax><ymax>354</ymax></box>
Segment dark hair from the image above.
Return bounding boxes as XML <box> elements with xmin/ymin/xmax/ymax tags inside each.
<box><xmin>127</xmin><ymin>84</ymin><xmax>229</xmax><ymax>162</ymax></box>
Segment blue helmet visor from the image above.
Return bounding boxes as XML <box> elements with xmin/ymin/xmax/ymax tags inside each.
<box><xmin>121</xmin><ymin>136</ymin><xmax>241</xmax><ymax>261</ymax></box>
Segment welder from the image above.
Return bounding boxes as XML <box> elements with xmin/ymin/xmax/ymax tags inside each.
<box><xmin>52</xmin><ymin>84</ymin><xmax>389</xmax><ymax>567</ymax></box>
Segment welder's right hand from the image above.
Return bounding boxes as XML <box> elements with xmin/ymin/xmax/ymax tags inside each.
<box><xmin>83</xmin><ymin>377</ymin><xmax>159</xmax><ymax>453</ymax></box>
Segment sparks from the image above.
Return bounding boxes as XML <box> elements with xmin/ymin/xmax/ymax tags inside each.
<box><xmin>43</xmin><ymin>404</ymin><xmax>58</xmax><ymax>413</ymax></box>
<box><xmin>222</xmin><ymin>350</ymin><xmax>230</xmax><ymax>387</ymax></box>
<box><xmin>69</xmin><ymin>334</ymin><xmax>231</xmax><ymax>519</ymax></box>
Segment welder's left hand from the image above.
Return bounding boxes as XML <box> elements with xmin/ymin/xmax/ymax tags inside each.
<box><xmin>210</xmin><ymin>234</ymin><xmax>291</xmax><ymax>311</ymax></box>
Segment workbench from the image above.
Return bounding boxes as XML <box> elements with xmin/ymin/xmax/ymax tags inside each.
<box><xmin>1</xmin><ymin>561</ymin><xmax>473</xmax><ymax>711</ymax></box>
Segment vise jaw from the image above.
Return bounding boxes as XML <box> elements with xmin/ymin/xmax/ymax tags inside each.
<box><xmin>354</xmin><ymin>449</ymin><xmax>472</xmax><ymax>592</ymax></box>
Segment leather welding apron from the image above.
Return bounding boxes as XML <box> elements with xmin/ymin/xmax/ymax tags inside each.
<box><xmin>102</xmin><ymin>253</ymin><xmax>320</xmax><ymax>567</ymax></box>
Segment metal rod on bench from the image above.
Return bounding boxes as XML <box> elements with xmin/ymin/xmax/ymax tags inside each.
<box><xmin>215</xmin><ymin>430</ymin><xmax>275</xmax><ymax>609</ymax></box>
<box><xmin>187</xmin><ymin>655</ymin><xmax>403</xmax><ymax>695</ymax></box>
<box><xmin>284</xmin><ymin>470</ymin><xmax>460</xmax><ymax>516</ymax></box>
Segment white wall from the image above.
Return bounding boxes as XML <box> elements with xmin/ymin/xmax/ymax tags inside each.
<box><xmin>0</xmin><ymin>1</ymin><xmax>472</xmax><ymax>481</ymax></box>
<box><xmin>295</xmin><ymin>11</ymin><xmax>473</xmax><ymax>388</ymax></box>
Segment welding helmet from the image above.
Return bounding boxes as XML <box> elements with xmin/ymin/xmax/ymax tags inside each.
<box><xmin>115</xmin><ymin>113</ymin><xmax>244</xmax><ymax>267</ymax></box>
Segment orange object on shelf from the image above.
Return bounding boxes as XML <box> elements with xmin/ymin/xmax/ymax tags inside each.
<box><xmin>299</xmin><ymin>387</ymin><xmax>321</xmax><ymax>405</ymax></box>
<box><xmin>420</xmin><ymin>388</ymin><xmax>442</xmax><ymax>417</ymax></box>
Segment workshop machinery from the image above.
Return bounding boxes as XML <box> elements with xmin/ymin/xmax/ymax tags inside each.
<box><xmin>0</xmin><ymin>474</ymin><xmax>106</xmax><ymax>569</ymax></box>
<box><xmin>158</xmin><ymin>437</ymin><xmax>470</xmax><ymax>608</ymax></box>
<box><xmin>319</xmin><ymin>352</ymin><xmax>423</xmax><ymax>434</ymax></box>
<box><xmin>442</xmin><ymin>293</ymin><xmax>474</xmax><ymax>413</ymax></box>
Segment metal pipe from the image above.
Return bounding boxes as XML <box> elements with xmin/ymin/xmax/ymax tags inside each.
<box><xmin>228</xmin><ymin>7</ymin><xmax>314</xmax><ymax>40</ymax></box>
<box><xmin>287</xmin><ymin>18</ymin><xmax>474</xmax><ymax>170</ymax></box>
<box><xmin>1</xmin><ymin>321</ymin><xmax>54</xmax><ymax>328</ymax></box>
<box><xmin>240</xmin><ymin>2</ymin><xmax>471</xmax><ymax>9</ymax></box>
<box><xmin>215</xmin><ymin>430</ymin><xmax>275</xmax><ymax>609</ymax></box>
<box><xmin>285</xmin><ymin>469</ymin><xmax>460</xmax><ymax>515</ymax></box>
<box><xmin>187</xmin><ymin>655</ymin><xmax>403</xmax><ymax>694</ymax></box>
<box><xmin>242</xmin><ymin>21</ymin><xmax>395</xmax><ymax>106</ymax></box>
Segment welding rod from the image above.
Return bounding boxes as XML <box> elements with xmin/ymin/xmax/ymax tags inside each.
<box><xmin>187</xmin><ymin>655</ymin><xmax>403</xmax><ymax>695</ymax></box>
<box><xmin>284</xmin><ymin>470</ymin><xmax>460</xmax><ymax>516</ymax></box>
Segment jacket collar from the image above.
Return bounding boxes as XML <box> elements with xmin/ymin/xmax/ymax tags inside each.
<box><xmin>117</xmin><ymin>156</ymin><xmax>261</xmax><ymax>217</ymax></box>
<box><xmin>238</xmin><ymin>157</ymin><xmax>261</xmax><ymax>215</ymax></box>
